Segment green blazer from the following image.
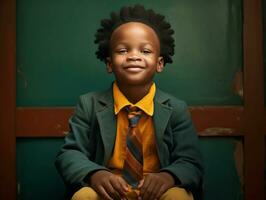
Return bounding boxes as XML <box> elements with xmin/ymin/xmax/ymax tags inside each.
<box><xmin>55</xmin><ymin>87</ymin><xmax>203</xmax><ymax>198</ymax></box>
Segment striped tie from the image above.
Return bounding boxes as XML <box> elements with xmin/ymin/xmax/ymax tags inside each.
<box><xmin>122</xmin><ymin>106</ymin><xmax>143</xmax><ymax>188</ymax></box>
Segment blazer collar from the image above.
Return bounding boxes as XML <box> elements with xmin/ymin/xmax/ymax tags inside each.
<box><xmin>154</xmin><ymin>88</ymin><xmax>171</xmax><ymax>104</ymax></box>
<box><xmin>95</xmin><ymin>86</ymin><xmax>173</xmax><ymax>166</ymax></box>
<box><xmin>153</xmin><ymin>89</ymin><xmax>173</xmax><ymax>166</ymax></box>
<box><xmin>95</xmin><ymin>87</ymin><xmax>116</xmax><ymax>164</ymax></box>
<box><xmin>96</xmin><ymin>85</ymin><xmax>171</xmax><ymax>107</ymax></box>
<box><xmin>96</xmin><ymin>88</ymin><xmax>114</xmax><ymax>109</ymax></box>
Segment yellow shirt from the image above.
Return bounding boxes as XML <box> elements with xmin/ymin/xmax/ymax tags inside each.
<box><xmin>108</xmin><ymin>82</ymin><xmax>160</xmax><ymax>174</ymax></box>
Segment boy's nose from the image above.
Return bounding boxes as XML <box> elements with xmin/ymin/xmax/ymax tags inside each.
<box><xmin>127</xmin><ymin>54</ymin><xmax>142</xmax><ymax>61</ymax></box>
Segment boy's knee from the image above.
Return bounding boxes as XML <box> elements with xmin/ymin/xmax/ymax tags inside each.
<box><xmin>71</xmin><ymin>187</ymin><xmax>100</xmax><ymax>200</ymax></box>
<box><xmin>160</xmin><ymin>187</ymin><xmax>194</xmax><ymax>200</ymax></box>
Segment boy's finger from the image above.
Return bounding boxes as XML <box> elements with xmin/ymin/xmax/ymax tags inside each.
<box><xmin>110</xmin><ymin>177</ymin><xmax>126</xmax><ymax>196</ymax></box>
<box><xmin>155</xmin><ymin>185</ymin><xmax>167</xmax><ymax>200</ymax></box>
<box><xmin>118</xmin><ymin>177</ymin><xmax>129</xmax><ymax>192</ymax></box>
<box><xmin>146</xmin><ymin>182</ymin><xmax>158</xmax><ymax>200</ymax></box>
<box><xmin>140</xmin><ymin>179</ymin><xmax>152</xmax><ymax>200</ymax></box>
<box><xmin>105</xmin><ymin>181</ymin><xmax>118</xmax><ymax>197</ymax></box>
<box><xmin>138</xmin><ymin>179</ymin><xmax>144</xmax><ymax>188</ymax></box>
<box><xmin>97</xmin><ymin>186</ymin><xmax>113</xmax><ymax>200</ymax></box>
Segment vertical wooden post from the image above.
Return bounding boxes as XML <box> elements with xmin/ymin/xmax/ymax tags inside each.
<box><xmin>243</xmin><ymin>0</ymin><xmax>265</xmax><ymax>199</ymax></box>
<box><xmin>0</xmin><ymin>0</ymin><xmax>16</xmax><ymax>199</ymax></box>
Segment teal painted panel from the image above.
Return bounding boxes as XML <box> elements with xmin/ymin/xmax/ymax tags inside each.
<box><xmin>16</xmin><ymin>139</ymin><xmax>65</xmax><ymax>200</ymax></box>
<box><xmin>16</xmin><ymin>138</ymin><xmax>243</xmax><ymax>200</ymax></box>
<box><xmin>17</xmin><ymin>0</ymin><xmax>242</xmax><ymax>106</ymax></box>
<box><xmin>200</xmin><ymin>138</ymin><xmax>243</xmax><ymax>200</ymax></box>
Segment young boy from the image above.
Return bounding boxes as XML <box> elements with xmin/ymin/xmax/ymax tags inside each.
<box><xmin>55</xmin><ymin>5</ymin><xmax>203</xmax><ymax>200</ymax></box>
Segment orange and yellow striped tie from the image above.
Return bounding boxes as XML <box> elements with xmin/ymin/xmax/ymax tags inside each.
<box><xmin>122</xmin><ymin>106</ymin><xmax>143</xmax><ymax>189</ymax></box>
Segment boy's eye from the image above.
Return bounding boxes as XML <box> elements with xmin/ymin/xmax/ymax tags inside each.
<box><xmin>117</xmin><ymin>49</ymin><xmax>127</xmax><ymax>54</ymax></box>
<box><xmin>141</xmin><ymin>49</ymin><xmax>152</xmax><ymax>54</ymax></box>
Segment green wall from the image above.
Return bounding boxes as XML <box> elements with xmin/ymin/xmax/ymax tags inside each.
<box><xmin>17</xmin><ymin>139</ymin><xmax>66</xmax><ymax>200</ymax></box>
<box><xmin>16</xmin><ymin>0</ymin><xmax>242</xmax><ymax>106</ymax></box>
<box><xmin>16</xmin><ymin>0</ymin><xmax>243</xmax><ymax>199</ymax></box>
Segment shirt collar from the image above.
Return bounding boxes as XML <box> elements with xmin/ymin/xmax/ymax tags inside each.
<box><xmin>113</xmin><ymin>82</ymin><xmax>156</xmax><ymax>116</ymax></box>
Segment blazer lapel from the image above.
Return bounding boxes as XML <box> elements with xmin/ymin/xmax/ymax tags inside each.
<box><xmin>94</xmin><ymin>87</ymin><xmax>173</xmax><ymax>166</ymax></box>
<box><xmin>153</xmin><ymin>89</ymin><xmax>173</xmax><ymax>166</ymax></box>
<box><xmin>95</xmin><ymin>88</ymin><xmax>117</xmax><ymax>164</ymax></box>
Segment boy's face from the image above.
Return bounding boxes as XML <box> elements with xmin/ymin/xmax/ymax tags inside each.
<box><xmin>107</xmin><ymin>22</ymin><xmax>164</xmax><ymax>87</ymax></box>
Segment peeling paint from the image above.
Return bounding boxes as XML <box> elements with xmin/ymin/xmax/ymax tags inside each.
<box><xmin>62</xmin><ymin>131</ymin><xmax>69</xmax><ymax>135</ymax></box>
<box><xmin>194</xmin><ymin>106</ymin><xmax>207</xmax><ymax>111</ymax></box>
<box><xmin>17</xmin><ymin>181</ymin><xmax>21</xmax><ymax>196</ymax></box>
<box><xmin>234</xmin><ymin>141</ymin><xmax>244</xmax><ymax>191</ymax></box>
<box><xmin>232</xmin><ymin>70</ymin><xmax>243</xmax><ymax>98</ymax></box>
<box><xmin>17</xmin><ymin>66</ymin><xmax>28</xmax><ymax>89</ymax></box>
<box><xmin>200</xmin><ymin>127</ymin><xmax>235</xmax><ymax>136</ymax></box>
<box><xmin>55</xmin><ymin>124</ymin><xmax>62</xmax><ymax>129</ymax></box>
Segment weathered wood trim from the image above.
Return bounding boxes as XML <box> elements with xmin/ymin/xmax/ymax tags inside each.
<box><xmin>0</xmin><ymin>0</ymin><xmax>16</xmax><ymax>199</ymax></box>
<box><xmin>16</xmin><ymin>107</ymin><xmax>73</xmax><ymax>137</ymax></box>
<box><xmin>190</xmin><ymin>106</ymin><xmax>244</xmax><ymax>136</ymax></box>
<box><xmin>16</xmin><ymin>107</ymin><xmax>244</xmax><ymax>137</ymax></box>
<box><xmin>243</xmin><ymin>0</ymin><xmax>265</xmax><ymax>199</ymax></box>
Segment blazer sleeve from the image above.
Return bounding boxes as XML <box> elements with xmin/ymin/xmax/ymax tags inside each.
<box><xmin>160</xmin><ymin>101</ymin><xmax>204</xmax><ymax>193</ymax></box>
<box><xmin>55</xmin><ymin>95</ymin><xmax>107</xmax><ymax>189</ymax></box>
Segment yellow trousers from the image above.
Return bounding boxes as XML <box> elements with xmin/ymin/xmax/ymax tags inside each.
<box><xmin>71</xmin><ymin>186</ymin><xmax>194</xmax><ymax>200</ymax></box>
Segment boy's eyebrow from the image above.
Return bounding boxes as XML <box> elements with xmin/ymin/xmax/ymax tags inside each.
<box><xmin>113</xmin><ymin>42</ymin><xmax>156</xmax><ymax>47</ymax></box>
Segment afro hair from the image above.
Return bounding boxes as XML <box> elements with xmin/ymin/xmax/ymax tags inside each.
<box><xmin>94</xmin><ymin>4</ymin><xmax>175</xmax><ymax>65</ymax></box>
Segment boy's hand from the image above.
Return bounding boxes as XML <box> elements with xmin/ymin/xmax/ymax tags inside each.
<box><xmin>138</xmin><ymin>172</ymin><xmax>175</xmax><ymax>200</ymax></box>
<box><xmin>90</xmin><ymin>170</ymin><xmax>129</xmax><ymax>200</ymax></box>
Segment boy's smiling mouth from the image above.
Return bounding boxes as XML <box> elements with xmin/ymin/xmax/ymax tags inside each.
<box><xmin>123</xmin><ymin>65</ymin><xmax>145</xmax><ymax>72</ymax></box>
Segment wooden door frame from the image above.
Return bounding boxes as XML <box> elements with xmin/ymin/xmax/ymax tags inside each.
<box><xmin>243</xmin><ymin>0</ymin><xmax>265</xmax><ymax>199</ymax></box>
<box><xmin>0</xmin><ymin>0</ymin><xmax>16</xmax><ymax>199</ymax></box>
<box><xmin>0</xmin><ymin>0</ymin><xmax>264</xmax><ymax>199</ymax></box>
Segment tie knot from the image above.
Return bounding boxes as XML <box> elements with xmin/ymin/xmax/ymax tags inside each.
<box><xmin>127</xmin><ymin>106</ymin><xmax>142</xmax><ymax>127</ymax></box>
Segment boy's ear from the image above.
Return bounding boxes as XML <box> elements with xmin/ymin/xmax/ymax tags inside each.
<box><xmin>156</xmin><ymin>56</ymin><xmax>164</xmax><ymax>73</ymax></box>
<box><xmin>106</xmin><ymin>57</ymin><xmax>113</xmax><ymax>73</ymax></box>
